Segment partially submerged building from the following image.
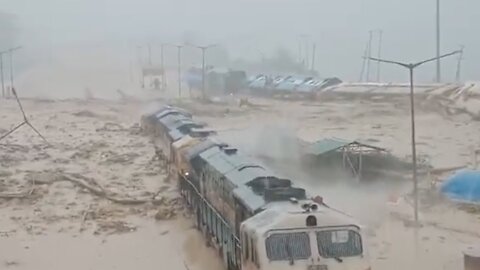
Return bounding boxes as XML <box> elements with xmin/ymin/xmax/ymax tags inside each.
<box><xmin>301</xmin><ymin>137</ymin><xmax>416</xmax><ymax>181</ymax></box>
<box><xmin>256</xmin><ymin>135</ymin><xmax>425</xmax><ymax>182</ymax></box>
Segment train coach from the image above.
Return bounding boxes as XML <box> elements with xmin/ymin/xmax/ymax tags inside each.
<box><xmin>140</xmin><ymin>104</ymin><xmax>192</xmax><ymax>134</ymax></box>
<box><xmin>142</xmin><ymin>105</ymin><xmax>213</xmax><ymax>167</ymax></box>
<box><xmin>142</xmin><ymin>105</ymin><xmax>372</xmax><ymax>270</ymax></box>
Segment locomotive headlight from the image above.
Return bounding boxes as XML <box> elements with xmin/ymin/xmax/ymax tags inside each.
<box><xmin>184</xmin><ymin>171</ymin><xmax>189</xmax><ymax>176</ymax></box>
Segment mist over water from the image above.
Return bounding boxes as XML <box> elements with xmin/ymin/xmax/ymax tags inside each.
<box><xmin>218</xmin><ymin>124</ymin><xmax>409</xmax><ymax>228</ymax></box>
<box><xmin>2</xmin><ymin>0</ymin><xmax>480</xmax><ymax>84</ymax></box>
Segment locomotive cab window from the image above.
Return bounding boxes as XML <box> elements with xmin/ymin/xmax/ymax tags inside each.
<box><xmin>265</xmin><ymin>232</ymin><xmax>311</xmax><ymax>261</ymax></box>
<box><xmin>316</xmin><ymin>229</ymin><xmax>362</xmax><ymax>258</ymax></box>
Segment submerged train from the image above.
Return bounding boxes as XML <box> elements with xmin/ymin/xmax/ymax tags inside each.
<box><xmin>141</xmin><ymin>104</ymin><xmax>372</xmax><ymax>270</ymax></box>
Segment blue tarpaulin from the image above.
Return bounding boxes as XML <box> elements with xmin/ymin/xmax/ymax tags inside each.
<box><xmin>441</xmin><ymin>169</ymin><xmax>480</xmax><ymax>203</ymax></box>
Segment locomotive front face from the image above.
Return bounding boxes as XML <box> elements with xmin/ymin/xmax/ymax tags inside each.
<box><xmin>241</xmin><ymin>201</ymin><xmax>371</xmax><ymax>270</ymax></box>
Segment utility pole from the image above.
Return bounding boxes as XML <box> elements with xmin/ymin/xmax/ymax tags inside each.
<box><xmin>160</xmin><ymin>43</ymin><xmax>166</xmax><ymax>91</ymax></box>
<box><xmin>455</xmin><ymin>45</ymin><xmax>465</xmax><ymax>82</ymax></box>
<box><xmin>187</xmin><ymin>43</ymin><xmax>217</xmax><ymax>100</ymax></box>
<box><xmin>136</xmin><ymin>45</ymin><xmax>143</xmax><ymax>65</ymax></box>
<box><xmin>0</xmin><ymin>52</ymin><xmax>5</xmax><ymax>98</ymax></box>
<box><xmin>6</xmin><ymin>46</ymin><xmax>22</xmax><ymax>98</ymax></box>
<box><xmin>174</xmin><ymin>45</ymin><xmax>183</xmax><ymax>98</ymax></box>
<box><xmin>297</xmin><ymin>39</ymin><xmax>302</xmax><ymax>65</ymax></box>
<box><xmin>376</xmin><ymin>30</ymin><xmax>383</xmax><ymax>82</ymax></box>
<box><xmin>148</xmin><ymin>43</ymin><xmax>152</xmax><ymax>65</ymax></box>
<box><xmin>359</xmin><ymin>41</ymin><xmax>369</xmax><ymax>82</ymax></box>
<box><xmin>300</xmin><ymin>34</ymin><xmax>310</xmax><ymax>70</ymax></box>
<box><xmin>368</xmin><ymin>49</ymin><xmax>460</xmax><ymax>224</ymax></box>
<box><xmin>311</xmin><ymin>43</ymin><xmax>316</xmax><ymax>73</ymax></box>
<box><xmin>436</xmin><ymin>0</ymin><xmax>441</xmax><ymax>82</ymax></box>
<box><xmin>200</xmin><ymin>47</ymin><xmax>207</xmax><ymax>100</ymax></box>
<box><xmin>137</xmin><ymin>46</ymin><xmax>144</xmax><ymax>88</ymax></box>
<box><xmin>305</xmin><ymin>38</ymin><xmax>310</xmax><ymax>71</ymax></box>
<box><xmin>365</xmin><ymin>31</ymin><xmax>374</xmax><ymax>82</ymax></box>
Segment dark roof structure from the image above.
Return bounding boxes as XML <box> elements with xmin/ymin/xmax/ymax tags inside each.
<box><xmin>197</xmin><ymin>145</ymin><xmax>306</xmax><ymax>213</ymax></box>
<box><xmin>304</xmin><ymin>137</ymin><xmax>386</xmax><ymax>156</ymax></box>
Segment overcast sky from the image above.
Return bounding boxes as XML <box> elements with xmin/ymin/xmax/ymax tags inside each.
<box><xmin>1</xmin><ymin>0</ymin><xmax>478</xmax><ymax>82</ymax></box>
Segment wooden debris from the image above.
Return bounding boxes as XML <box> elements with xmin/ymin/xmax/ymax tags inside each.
<box><xmin>1</xmin><ymin>172</ymin><xmax>164</xmax><ymax>206</ymax></box>
<box><xmin>0</xmin><ymin>178</ymin><xmax>35</xmax><ymax>199</ymax></box>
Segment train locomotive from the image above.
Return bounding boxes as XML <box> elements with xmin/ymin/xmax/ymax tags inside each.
<box><xmin>141</xmin><ymin>105</ymin><xmax>372</xmax><ymax>270</ymax></box>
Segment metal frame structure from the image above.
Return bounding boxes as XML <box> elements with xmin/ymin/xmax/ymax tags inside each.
<box><xmin>368</xmin><ymin>49</ymin><xmax>461</xmax><ymax>224</ymax></box>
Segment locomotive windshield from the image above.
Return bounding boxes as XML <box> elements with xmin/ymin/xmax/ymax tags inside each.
<box><xmin>316</xmin><ymin>229</ymin><xmax>363</xmax><ymax>258</ymax></box>
<box><xmin>265</xmin><ymin>229</ymin><xmax>363</xmax><ymax>262</ymax></box>
<box><xmin>265</xmin><ymin>232</ymin><xmax>311</xmax><ymax>261</ymax></box>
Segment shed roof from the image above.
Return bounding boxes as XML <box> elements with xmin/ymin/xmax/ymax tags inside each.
<box><xmin>304</xmin><ymin>138</ymin><xmax>351</xmax><ymax>155</ymax></box>
<box><xmin>304</xmin><ymin>137</ymin><xmax>386</xmax><ymax>156</ymax></box>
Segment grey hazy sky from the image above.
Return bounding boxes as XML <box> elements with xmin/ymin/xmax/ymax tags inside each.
<box><xmin>1</xmin><ymin>0</ymin><xmax>478</xmax><ymax>82</ymax></box>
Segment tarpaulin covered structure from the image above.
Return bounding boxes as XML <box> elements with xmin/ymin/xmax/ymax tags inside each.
<box><xmin>441</xmin><ymin>169</ymin><xmax>480</xmax><ymax>203</ymax></box>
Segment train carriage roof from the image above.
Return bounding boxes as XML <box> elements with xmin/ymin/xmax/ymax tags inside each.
<box><xmin>233</xmin><ymin>187</ymin><xmax>266</xmax><ymax>213</ymax></box>
<box><xmin>158</xmin><ymin>114</ymin><xmax>193</xmax><ymax>130</ymax></box>
<box><xmin>199</xmin><ymin>147</ymin><xmax>239</xmax><ymax>174</ymax></box>
<box><xmin>184</xmin><ymin>138</ymin><xmax>227</xmax><ymax>160</ymax></box>
<box><xmin>165</xmin><ymin>120</ymin><xmax>205</xmax><ymax>142</ymax></box>
<box><xmin>155</xmin><ymin>108</ymin><xmax>192</xmax><ymax>120</ymax></box>
<box><xmin>197</xmin><ymin>146</ymin><xmax>306</xmax><ymax>213</ymax></box>
<box><xmin>144</xmin><ymin>105</ymin><xmax>190</xmax><ymax>121</ymax></box>
<box><xmin>145</xmin><ymin>104</ymin><xmax>171</xmax><ymax>118</ymax></box>
<box><xmin>225</xmin><ymin>164</ymin><xmax>275</xmax><ymax>186</ymax></box>
<box><xmin>170</xmin><ymin>119</ymin><xmax>203</xmax><ymax>131</ymax></box>
<box><xmin>172</xmin><ymin>135</ymin><xmax>199</xmax><ymax>152</ymax></box>
<box><xmin>168</xmin><ymin>129</ymin><xmax>185</xmax><ymax>142</ymax></box>
<box><xmin>242</xmin><ymin>201</ymin><xmax>362</xmax><ymax>235</ymax></box>
<box><xmin>159</xmin><ymin>113</ymin><xmax>190</xmax><ymax>125</ymax></box>
<box><xmin>199</xmin><ymin>146</ymin><xmax>283</xmax><ymax>186</ymax></box>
